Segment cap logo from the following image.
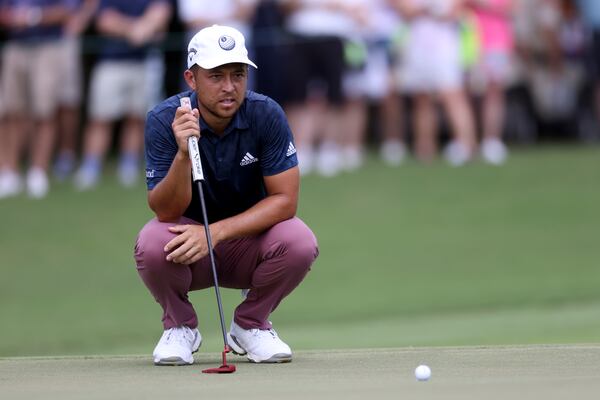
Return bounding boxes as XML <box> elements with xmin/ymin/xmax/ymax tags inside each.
<box><xmin>188</xmin><ymin>48</ymin><xmax>197</xmax><ymax>64</ymax></box>
<box><xmin>219</xmin><ymin>35</ymin><xmax>236</xmax><ymax>51</ymax></box>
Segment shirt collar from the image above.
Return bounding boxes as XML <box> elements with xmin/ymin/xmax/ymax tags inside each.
<box><xmin>190</xmin><ymin>91</ymin><xmax>250</xmax><ymax>137</ymax></box>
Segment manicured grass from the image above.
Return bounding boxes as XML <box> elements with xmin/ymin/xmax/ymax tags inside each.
<box><xmin>3</xmin><ymin>346</ymin><xmax>600</xmax><ymax>399</ymax></box>
<box><xmin>1</xmin><ymin>145</ymin><xmax>599</xmax><ymax>356</ymax></box>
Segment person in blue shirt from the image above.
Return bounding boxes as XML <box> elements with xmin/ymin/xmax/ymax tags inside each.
<box><xmin>52</xmin><ymin>0</ymin><xmax>99</xmax><ymax>181</ymax></box>
<box><xmin>134</xmin><ymin>25</ymin><xmax>319</xmax><ymax>366</ymax></box>
<box><xmin>73</xmin><ymin>0</ymin><xmax>172</xmax><ymax>190</ymax></box>
<box><xmin>0</xmin><ymin>0</ymin><xmax>71</xmax><ymax>199</ymax></box>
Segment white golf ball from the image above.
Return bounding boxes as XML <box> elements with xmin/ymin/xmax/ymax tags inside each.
<box><xmin>415</xmin><ymin>364</ymin><xmax>431</xmax><ymax>381</ymax></box>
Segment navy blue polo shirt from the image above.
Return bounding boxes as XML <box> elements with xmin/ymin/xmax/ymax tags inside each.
<box><xmin>144</xmin><ymin>90</ymin><xmax>298</xmax><ymax>224</ymax></box>
<box><xmin>3</xmin><ymin>0</ymin><xmax>69</xmax><ymax>42</ymax></box>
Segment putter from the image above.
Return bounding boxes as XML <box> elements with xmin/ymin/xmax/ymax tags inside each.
<box><xmin>182</xmin><ymin>97</ymin><xmax>236</xmax><ymax>374</ymax></box>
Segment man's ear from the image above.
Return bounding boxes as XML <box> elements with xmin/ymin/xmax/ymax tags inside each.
<box><xmin>184</xmin><ymin>69</ymin><xmax>196</xmax><ymax>91</ymax></box>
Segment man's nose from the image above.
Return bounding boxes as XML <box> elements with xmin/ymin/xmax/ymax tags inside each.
<box><xmin>222</xmin><ymin>75</ymin><xmax>234</xmax><ymax>92</ymax></box>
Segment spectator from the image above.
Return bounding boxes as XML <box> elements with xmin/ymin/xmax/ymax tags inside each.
<box><xmin>341</xmin><ymin>0</ymin><xmax>407</xmax><ymax>170</ymax></box>
<box><xmin>393</xmin><ymin>0</ymin><xmax>477</xmax><ymax>165</ymax></box>
<box><xmin>514</xmin><ymin>0</ymin><xmax>586</xmax><ymax>128</ymax></box>
<box><xmin>251</xmin><ymin>0</ymin><xmax>288</xmax><ymax>104</ymax></box>
<box><xmin>0</xmin><ymin>11</ymin><xmax>6</xmax><ymax>197</ymax></box>
<box><xmin>53</xmin><ymin>0</ymin><xmax>99</xmax><ymax>181</ymax></box>
<box><xmin>0</xmin><ymin>89</ymin><xmax>5</xmax><ymax>198</ymax></box>
<box><xmin>281</xmin><ymin>0</ymin><xmax>360</xmax><ymax>177</ymax></box>
<box><xmin>355</xmin><ymin>0</ymin><xmax>409</xmax><ymax>168</ymax></box>
<box><xmin>0</xmin><ymin>0</ymin><xmax>71</xmax><ymax>198</ymax></box>
<box><xmin>379</xmin><ymin>2</ymin><xmax>409</xmax><ymax>166</ymax></box>
<box><xmin>467</xmin><ymin>0</ymin><xmax>515</xmax><ymax>165</ymax></box>
<box><xmin>74</xmin><ymin>0</ymin><xmax>172</xmax><ymax>190</ymax></box>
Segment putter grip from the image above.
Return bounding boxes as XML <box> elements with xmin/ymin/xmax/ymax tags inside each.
<box><xmin>180</xmin><ymin>97</ymin><xmax>204</xmax><ymax>182</ymax></box>
<box><xmin>188</xmin><ymin>136</ymin><xmax>204</xmax><ymax>182</ymax></box>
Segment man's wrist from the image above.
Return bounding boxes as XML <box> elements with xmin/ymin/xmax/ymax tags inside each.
<box><xmin>210</xmin><ymin>221</ymin><xmax>227</xmax><ymax>245</ymax></box>
<box><xmin>175</xmin><ymin>149</ymin><xmax>190</xmax><ymax>162</ymax></box>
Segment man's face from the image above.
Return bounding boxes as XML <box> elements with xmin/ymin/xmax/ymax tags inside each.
<box><xmin>190</xmin><ymin>63</ymin><xmax>248</xmax><ymax>124</ymax></box>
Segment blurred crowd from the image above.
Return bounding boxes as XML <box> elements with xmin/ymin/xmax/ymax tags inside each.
<box><xmin>0</xmin><ymin>0</ymin><xmax>599</xmax><ymax>199</ymax></box>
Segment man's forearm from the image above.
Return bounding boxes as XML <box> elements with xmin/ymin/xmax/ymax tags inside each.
<box><xmin>211</xmin><ymin>193</ymin><xmax>297</xmax><ymax>245</ymax></box>
<box><xmin>39</xmin><ymin>5</ymin><xmax>70</xmax><ymax>25</ymax></box>
<box><xmin>96</xmin><ymin>9</ymin><xmax>133</xmax><ymax>38</ymax></box>
<box><xmin>148</xmin><ymin>152</ymin><xmax>193</xmax><ymax>222</ymax></box>
<box><xmin>211</xmin><ymin>167</ymin><xmax>299</xmax><ymax>244</ymax></box>
<box><xmin>74</xmin><ymin>0</ymin><xmax>100</xmax><ymax>27</ymax></box>
<box><xmin>140</xmin><ymin>2</ymin><xmax>172</xmax><ymax>32</ymax></box>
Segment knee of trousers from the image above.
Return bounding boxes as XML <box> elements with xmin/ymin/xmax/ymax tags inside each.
<box><xmin>134</xmin><ymin>219</ymin><xmax>175</xmax><ymax>275</ymax></box>
<box><xmin>286</xmin><ymin>227</ymin><xmax>319</xmax><ymax>271</ymax></box>
<box><xmin>263</xmin><ymin>219</ymin><xmax>319</xmax><ymax>277</ymax></box>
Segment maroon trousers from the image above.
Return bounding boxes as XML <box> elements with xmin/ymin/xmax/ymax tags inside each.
<box><xmin>134</xmin><ymin>216</ymin><xmax>318</xmax><ymax>330</ymax></box>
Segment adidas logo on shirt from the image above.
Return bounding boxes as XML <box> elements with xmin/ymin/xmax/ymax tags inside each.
<box><xmin>286</xmin><ymin>142</ymin><xmax>297</xmax><ymax>157</ymax></box>
<box><xmin>240</xmin><ymin>152</ymin><xmax>259</xmax><ymax>166</ymax></box>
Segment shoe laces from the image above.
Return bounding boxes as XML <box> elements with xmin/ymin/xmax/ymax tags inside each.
<box><xmin>249</xmin><ymin>328</ymin><xmax>278</xmax><ymax>340</ymax></box>
<box><xmin>165</xmin><ymin>326</ymin><xmax>195</xmax><ymax>346</ymax></box>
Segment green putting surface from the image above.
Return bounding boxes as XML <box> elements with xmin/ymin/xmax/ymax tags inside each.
<box><xmin>2</xmin><ymin>345</ymin><xmax>600</xmax><ymax>399</ymax></box>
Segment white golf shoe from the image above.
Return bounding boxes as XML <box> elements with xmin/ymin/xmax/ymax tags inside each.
<box><xmin>227</xmin><ymin>321</ymin><xmax>292</xmax><ymax>363</ymax></box>
<box><xmin>153</xmin><ymin>326</ymin><xmax>202</xmax><ymax>366</ymax></box>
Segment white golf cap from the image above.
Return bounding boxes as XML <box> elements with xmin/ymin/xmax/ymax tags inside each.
<box><xmin>187</xmin><ymin>25</ymin><xmax>257</xmax><ymax>70</ymax></box>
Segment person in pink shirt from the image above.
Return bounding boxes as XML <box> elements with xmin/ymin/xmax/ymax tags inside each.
<box><xmin>468</xmin><ymin>0</ymin><xmax>515</xmax><ymax>164</ymax></box>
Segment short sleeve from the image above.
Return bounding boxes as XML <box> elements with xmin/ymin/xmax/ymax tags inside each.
<box><xmin>144</xmin><ymin>111</ymin><xmax>178</xmax><ymax>190</ymax></box>
<box><xmin>259</xmin><ymin>99</ymin><xmax>298</xmax><ymax>176</ymax></box>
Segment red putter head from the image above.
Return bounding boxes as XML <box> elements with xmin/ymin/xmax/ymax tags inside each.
<box><xmin>202</xmin><ymin>346</ymin><xmax>236</xmax><ymax>374</ymax></box>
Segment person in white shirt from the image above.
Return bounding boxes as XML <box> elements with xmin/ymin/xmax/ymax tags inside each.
<box><xmin>393</xmin><ymin>0</ymin><xmax>477</xmax><ymax>165</ymax></box>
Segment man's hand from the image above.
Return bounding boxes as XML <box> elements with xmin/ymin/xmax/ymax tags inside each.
<box><xmin>171</xmin><ymin>106</ymin><xmax>200</xmax><ymax>156</ymax></box>
<box><xmin>164</xmin><ymin>224</ymin><xmax>208</xmax><ymax>264</ymax></box>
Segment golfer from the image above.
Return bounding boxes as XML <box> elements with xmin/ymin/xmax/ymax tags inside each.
<box><xmin>134</xmin><ymin>25</ymin><xmax>319</xmax><ymax>365</ymax></box>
